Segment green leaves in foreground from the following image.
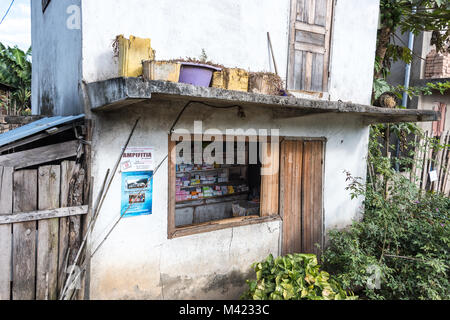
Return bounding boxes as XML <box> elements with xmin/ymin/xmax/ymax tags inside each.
<box><xmin>241</xmin><ymin>253</ymin><xmax>357</xmax><ymax>300</ymax></box>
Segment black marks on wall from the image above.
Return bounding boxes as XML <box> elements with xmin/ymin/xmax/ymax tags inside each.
<box><xmin>202</xmin><ymin>270</ymin><xmax>254</xmax><ymax>295</ymax></box>
<box><xmin>40</xmin><ymin>90</ymin><xmax>55</xmax><ymax>116</ymax></box>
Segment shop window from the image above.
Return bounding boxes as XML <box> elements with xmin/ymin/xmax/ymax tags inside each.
<box><xmin>168</xmin><ymin>135</ymin><xmax>280</xmax><ymax>239</ymax></box>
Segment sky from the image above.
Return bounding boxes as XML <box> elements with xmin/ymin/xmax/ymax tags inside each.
<box><xmin>0</xmin><ymin>0</ymin><xmax>31</xmax><ymax>51</ymax></box>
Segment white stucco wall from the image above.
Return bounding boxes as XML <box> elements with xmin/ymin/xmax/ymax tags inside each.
<box><xmin>89</xmin><ymin>102</ymin><xmax>369</xmax><ymax>299</ymax></box>
<box><xmin>327</xmin><ymin>0</ymin><xmax>379</xmax><ymax>105</ymax></box>
<box><xmin>81</xmin><ymin>0</ymin><xmax>290</xmax><ymax>84</ymax></box>
<box><xmin>31</xmin><ymin>0</ymin><xmax>83</xmax><ymax>116</ymax></box>
<box><xmin>31</xmin><ymin>0</ymin><xmax>380</xmax><ymax>115</ymax></box>
<box><xmin>80</xmin><ymin>0</ymin><xmax>379</xmax><ymax>106</ymax></box>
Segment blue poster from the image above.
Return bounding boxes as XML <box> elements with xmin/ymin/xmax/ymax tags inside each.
<box><xmin>121</xmin><ymin>171</ymin><xmax>153</xmax><ymax>217</ymax></box>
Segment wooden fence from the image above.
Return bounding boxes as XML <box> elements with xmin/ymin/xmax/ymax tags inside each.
<box><xmin>411</xmin><ymin>130</ymin><xmax>450</xmax><ymax>195</ymax></box>
<box><xmin>0</xmin><ymin>161</ymin><xmax>88</xmax><ymax>300</ymax></box>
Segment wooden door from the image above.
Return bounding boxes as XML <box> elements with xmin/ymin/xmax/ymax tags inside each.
<box><xmin>280</xmin><ymin>140</ymin><xmax>324</xmax><ymax>255</ymax></box>
<box><xmin>287</xmin><ymin>0</ymin><xmax>333</xmax><ymax>92</ymax></box>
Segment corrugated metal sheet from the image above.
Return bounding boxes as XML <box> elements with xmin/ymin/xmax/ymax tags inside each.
<box><xmin>0</xmin><ymin>114</ymin><xmax>85</xmax><ymax>148</ymax></box>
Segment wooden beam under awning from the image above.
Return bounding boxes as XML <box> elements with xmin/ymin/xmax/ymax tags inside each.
<box><xmin>0</xmin><ymin>140</ymin><xmax>81</xmax><ymax>170</ymax></box>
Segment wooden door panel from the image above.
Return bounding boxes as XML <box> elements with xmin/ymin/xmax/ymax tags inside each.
<box><xmin>281</xmin><ymin>140</ymin><xmax>324</xmax><ymax>256</ymax></box>
<box><xmin>302</xmin><ymin>141</ymin><xmax>324</xmax><ymax>255</ymax></box>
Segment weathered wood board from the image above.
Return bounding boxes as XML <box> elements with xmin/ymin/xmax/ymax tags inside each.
<box><xmin>0</xmin><ymin>167</ymin><xmax>13</xmax><ymax>300</ymax></box>
<box><xmin>12</xmin><ymin>170</ymin><xmax>37</xmax><ymax>300</ymax></box>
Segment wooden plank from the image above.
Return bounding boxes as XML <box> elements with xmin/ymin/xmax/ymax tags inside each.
<box><xmin>441</xmin><ymin>134</ymin><xmax>450</xmax><ymax>194</ymax></box>
<box><xmin>36</xmin><ymin>165</ymin><xmax>60</xmax><ymax>300</ymax></box>
<box><xmin>0</xmin><ymin>206</ymin><xmax>88</xmax><ymax>225</ymax></box>
<box><xmin>281</xmin><ymin>141</ymin><xmax>291</xmax><ymax>254</ymax></box>
<box><xmin>301</xmin><ymin>141</ymin><xmax>324</xmax><ymax>255</ymax></box>
<box><xmin>420</xmin><ymin>131</ymin><xmax>430</xmax><ymax>190</ymax></box>
<box><xmin>312</xmin><ymin>141</ymin><xmax>324</xmax><ymax>256</ymax></box>
<box><xmin>311</xmin><ymin>53</ymin><xmax>324</xmax><ymax>92</ymax></box>
<box><xmin>0</xmin><ymin>167</ymin><xmax>13</xmax><ymax>215</ymax></box>
<box><xmin>295</xmin><ymin>42</ymin><xmax>326</xmax><ymax>54</ymax></box>
<box><xmin>433</xmin><ymin>134</ymin><xmax>445</xmax><ymax>192</ymax></box>
<box><xmin>281</xmin><ymin>140</ymin><xmax>303</xmax><ymax>255</ymax></box>
<box><xmin>58</xmin><ymin>161</ymin><xmax>73</xmax><ymax>294</ymax></box>
<box><xmin>293</xmin><ymin>51</ymin><xmax>305</xmax><ymax>90</ymax></box>
<box><xmin>296</xmin><ymin>30</ymin><xmax>326</xmax><ymax>46</ymax></box>
<box><xmin>322</xmin><ymin>0</ymin><xmax>333</xmax><ymax>91</ymax></box>
<box><xmin>12</xmin><ymin>170</ymin><xmax>37</xmax><ymax>300</ymax></box>
<box><xmin>0</xmin><ymin>166</ymin><xmax>13</xmax><ymax>300</ymax></box>
<box><xmin>437</xmin><ymin>132</ymin><xmax>449</xmax><ymax>192</ymax></box>
<box><xmin>294</xmin><ymin>21</ymin><xmax>326</xmax><ymax>34</ymax></box>
<box><xmin>288</xmin><ymin>0</ymin><xmax>299</xmax><ymax>90</ymax></box>
<box><xmin>279</xmin><ymin>141</ymin><xmax>287</xmax><ymax>252</ymax></box>
<box><xmin>296</xmin><ymin>0</ymin><xmax>307</xmax><ymax>23</ymax></box>
<box><xmin>172</xmin><ymin>215</ymin><xmax>281</xmax><ymax>239</ymax></box>
<box><xmin>414</xmin><ymin>133</ymin><xmax>426</xmax><ymax>186</ymax></box>
<box><xmin>260</xmin><ymin>141</ymin><xmax>280</xmax><ymax>216</ymax></box>
<box><xmin>314</xmin><ymin>0</ymin><xmax>328</xmax><ymax>26</ymax></box>
<box><xmin>307</xmin><ymin>0</ymin><xmax>316</xmax><ymax>24</ymax></box>
<box><xmin>60</xmin><ymin>160</ymin><xmax>85</xmax><ymax>301</ymax></box>
<box><xmin>293</xmin><ymin>141</ymin><xmax>303</xmax><ymax>254</ymax></box>
<box><xmin>302</xmin><ymin>142</ymin><xmax>311</xmax><ymax>253</ymax></box>
<box><xmin>304</xmin><ymin>52</ymin><xmax>313</xmax><ymax>91</ymax></box>
<box><xmin>0</xmin><ymin>140</ymin><xmax>80</xmax><ymax>170</ymax></box>
<box><xmin>410</xmin><ymin>135</ymin><xmax>419</xmax><ymax>183</ymax></box>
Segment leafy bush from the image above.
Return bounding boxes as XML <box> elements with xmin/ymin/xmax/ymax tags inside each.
<box><xmin>241</xmin><ymin>253</ymin><xmax>357</xmax><ymax>300</ymax></box>
<box><xmin>322</xmin><ymin>171</ymin><xmax>450</xmax><ymax>300</ymax></box>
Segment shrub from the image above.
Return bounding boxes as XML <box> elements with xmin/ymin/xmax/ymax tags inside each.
<box><xmin>241</xmin><ymin>253</ymin><xmax>357</xmax><ymax>300</ymax></box>
<box><xmin>322</xmin><ymin>173</ymin><xmax>450</xmax><ymax>300</ymax></box>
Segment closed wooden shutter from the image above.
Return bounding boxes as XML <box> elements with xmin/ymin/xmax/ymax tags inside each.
<box><xmin>287</xmin><ymin>0</ymin><xmax>333</xmax><ymax>92</ymax></box>
<box><xmin>280</xmin><ymin>139</ymin><xmax>324</xmax><ymax>256</ymax></box>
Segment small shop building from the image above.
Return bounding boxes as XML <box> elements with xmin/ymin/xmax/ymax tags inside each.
<box><xmin>27</xmin><ymin>0</ymin><xmax>439</xmax><ymax>299</ymax></box>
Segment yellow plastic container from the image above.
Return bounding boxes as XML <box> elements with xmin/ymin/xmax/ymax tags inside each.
<box><xmin>212</xmin><ymin>68</ymin><xmax>249</xmax><ymax>92</ymax></box>
<box><xmin>142</xmin><ymin>60</ymin><xmax>181</xmax><ymax>82</ymax></box>
<box><xmin>117</xmin><ymin>35</ymin><xmax>155</xmax><ymax>77</ymax></box>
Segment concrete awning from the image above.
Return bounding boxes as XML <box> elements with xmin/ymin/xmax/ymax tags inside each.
<box><xmin>86</xmin><ymin>77</ymin><xmax>439</xmax><ymax>124</ymax></box>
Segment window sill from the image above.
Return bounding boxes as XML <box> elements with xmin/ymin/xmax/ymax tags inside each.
<box><xmin>168</xmin><ymin>215</ymin><xmax>281</xmax><ymax>239</ymax></box>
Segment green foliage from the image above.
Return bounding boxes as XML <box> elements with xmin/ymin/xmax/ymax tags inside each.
<box><xmin>322</xmin><ymin>125</ymin><xmax>450</xmax><ymax>300</ymax></box>
<box><xmin>380</xmin><ymin>0</ymin><xmax>449</xmax><ymax>44</ymax></box>
<box><xmin>376</xmin><ymin>1</ymin><xmax>449</xmax><ymax>79</ymax></box>
<box><xmin>372</xmin><ymin>76</ymin><xmax>450</xmax><ymax>101</ymax></box>
<box><xmin>241</xmin><ymin>254</ymin><xmax>357</xmax><ymax>300</ymax></box>
<box><xmin>0</xmin><ymin>42</ymin><xmax>32</xmax><ymax>114</ymax></box>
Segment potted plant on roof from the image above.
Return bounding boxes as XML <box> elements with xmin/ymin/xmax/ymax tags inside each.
<box><xmin>176</xmin><ymin>49</ymin><xmax>223</xmax><ymax>87</ymax></box>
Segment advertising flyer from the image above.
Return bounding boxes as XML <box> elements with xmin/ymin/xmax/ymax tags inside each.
<box><xmin>120</xmin><ymin>147</ymin><xmax>154</xmax><ymax>217</ymax></box>
<box><xmin>121</xmin><ymin>171</ymin><xmax>153</xmax><ymax>217</ymax></box>
<box><xmin>120</xmin><ymin>147</ymin><xmax>154</xmax><ymax>173</ymax></box>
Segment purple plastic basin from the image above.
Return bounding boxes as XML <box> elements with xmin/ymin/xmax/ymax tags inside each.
<box><xmin>178</xmin><ymin>62</ymin><xmax>222</xmax><ymax>87</ymax></box>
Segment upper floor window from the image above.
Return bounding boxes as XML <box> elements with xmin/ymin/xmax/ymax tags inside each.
<box><xmin>287</xmin><ymin>0</ymin><xmax>334</xmax><ymax>93</ymax></box>
<box><xmin>42</xmin><ymin>0</ymin><xmax>51</xmax><ymax>13</ymax></box>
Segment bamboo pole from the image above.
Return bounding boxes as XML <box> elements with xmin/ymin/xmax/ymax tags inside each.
<box><xmin>437</xmin><ymin>132</ymin><xmax>449</xmax><ymax>193</ymax></box>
